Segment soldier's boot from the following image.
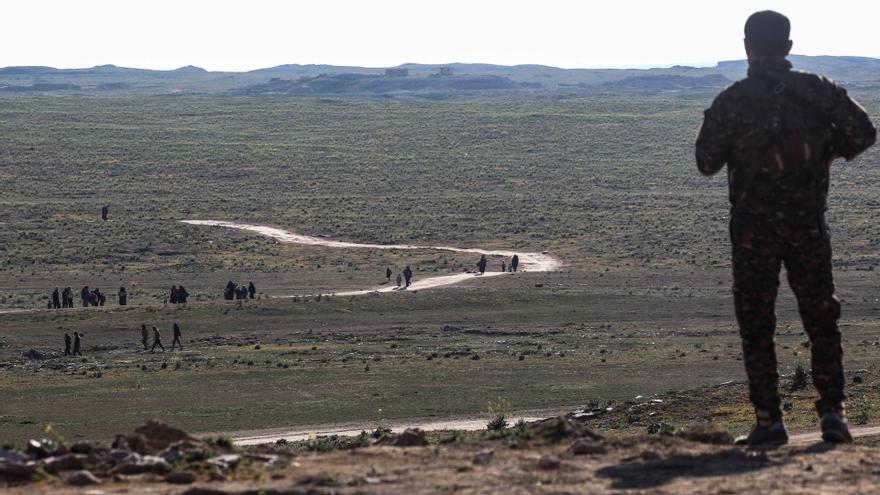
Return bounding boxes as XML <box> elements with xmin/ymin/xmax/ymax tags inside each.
<box><xmin>820</xmin><ymin>411</ymin><xmax>853</xmax><ymax>444</ymax></box>
<box><xmin>735</xmin><ymin>409</ymin><xmax>788</xmax><ymax>448</ymax></box>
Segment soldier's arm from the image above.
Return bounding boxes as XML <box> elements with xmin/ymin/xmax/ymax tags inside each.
<box><xmin>826</xmin><ymin>84</ymin><xmax>877</xmax><ymax>161</ymax></box>
<box><xmin>695</xmin><ymin>100</ymin><xmax>730</xmax><ymax>176</ymax></box>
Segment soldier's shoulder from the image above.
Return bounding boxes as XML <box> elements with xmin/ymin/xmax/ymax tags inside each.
<box><xmin>787</xmin><ymin>69</ymin><xmax>841</xmax><ymax>92</ymax></box>
<box><xmin>708</xmin><ymin>78</ymin><xmax>753</xmax><ymax>109</ymax></box>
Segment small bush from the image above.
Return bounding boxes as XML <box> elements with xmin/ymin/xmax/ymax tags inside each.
<box><xmin>371</xmin><ymin>425</ymin><xmax>392</xmax><ymax>438</ymax></box>
<box><xmin>789</xmin><ymin>363</ymin><xmax>809</xmax><ymax>391</ymax></box>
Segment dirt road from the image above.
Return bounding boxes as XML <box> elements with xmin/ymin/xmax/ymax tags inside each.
<box><xmin>0</xmin><ymin>221</ymin><xmax>561</xmax><ymax>315</ymax></box>
<box><xmin>227</xmin><ymin>413</ymin><xmax>553</xmax><ymax>446</ymax></box>
<box><xmin>182</xmin><ymin>220</ymin><xmax>563</xmax><ymax>296</ymax></box>
<box><xmin>228</xmin><ymin>413</ymin><xmax>880</xmax><ymax>447</ymax></box>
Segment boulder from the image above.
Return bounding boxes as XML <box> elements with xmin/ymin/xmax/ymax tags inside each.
<box><xmin>537</xmin><ymin>454</ymin><xmax>561</xmax><ymax>470</ymax></box>
<box><xmin>569</xmin><ymin>438</ymin><xmax>607</xmax><ymax>456</ymax></box>
<box><xmin>532</xmin><ymin>416</ymin><xmax>604</xmax><ymax>444</ymax></box>
<box><xmin>65</xmin><ymin>470</ymin><xmax>102</xmax><ymax>486</ymax></box>
<box><xmin>165</xmin><ymin>471</ymin><xmax>197</xmax><ymax>484</ymax></box>
<box><xmin>207</xmin><ymin>454</ymin><xmax>242</xmax><ymax>470</ymax></box>
<box><xmin>109</xmin><ymin>455</ymin><xmax>169</xmax><ymax>475</ymax></box>
<box><xmin>392</xmin><ymin>428</ymin><xmax>428</xmax><ymax>447</ymax></box>
<box><xmin>70</xmin><ymin>442</ymin><xmax>93</xmax><ymax>454</ymax></box>
<box><xmin>133</xmin><ymin>421</ymin><xmax>200</xmax><ymax>453</ymax></box>
<box><xmin>674</xmin><ymin>425</ymin><xmax>733</xmax><ymax>445</ymax></box>
<box><xmin>22</xmin><ymin>349</ymin><xmax>51</xmax><ymax>360</ymax></box>
<box><xmin>43</xmin><ymin>453</ymin><xmax>87</xmax><ymax>473</ymax></box>
<box><xmin>472</xmin><ymin>449</ymin><xmax>493</xmax><ymax>465</ymax></box>
<box><xmin>0</xmin><ymin>449</ymin><xmax>27</xmax><ymax>462</ymax></box>
<box><xmin>0</xmin><ymin>460</ymin><xmax>38</xmax><ymax>480</ymax></box>
<box><xmin>25</xmin><ymin>439</ymin><xmax>54</xmax><ymax>460</ymax></box>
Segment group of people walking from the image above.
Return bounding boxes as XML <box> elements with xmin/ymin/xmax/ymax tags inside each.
<box><xmin>382</xmin><ymin>254</ymin><xmax>519</xmax><ymax>288</ymax></box>
<box><xmin>224</xmin><ymin>281</ymin><xmax>256</xmax><ymax>300</ymax></box>
<box><xmin>477</xmin><ymin>254</ymin><xmax>519</xmax><ymax>275</ymax></box>
<box><xmin>49</xmin><ymin>286</ymin><xmax>128</xmax><ymax>309</ymax></box>
<box><xmin>385</xmin><ymin>266</ymin><xmax>414</xmax><ymax>288</ymax></box>
<box><xmin>62</xmin><ymin>323</ymin><xmax>184</xmax><ymax>356</ymax></box>
<box><xmin>141</xmin><ymin>322</ymin><xmax>184</xmax><ymax>352</ymax></box>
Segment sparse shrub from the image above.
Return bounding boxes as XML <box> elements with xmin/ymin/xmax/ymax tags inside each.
<box><xmin>648</xmin><ymin>422</ymin><xmax>675</xmax><ymax>436</ymax></box>
<box><xmin>486</xmin><ymin>397</ymin><xmax>512</xmax><ymax>432</ymax></box>
<box><xmin>850</xmin><ymin>396</ymin><xmax>872</xmax><ymax>425</ymax></box>
<box><xmin>303</xmin><ymin>434</ymin><xmax>340</xmax><ymax>452</ymax></box>
<box><xmin>789</xmin><ymin>363</ymin><xmax>809</xmax><ymax>391</ymax></box>
<box><xmin>212</xmin><ymin>436</ymin><xmax>234</xmax><ymax>449</ymax></box>
<box><xmin>511</xmin><ymin>419</ymin><xmax>531</xmax><ymax>441</ymax></box>
<box><xmin>370</xmin><ymin>425</ymin><xmax>391</xmax><ymax>438</ymax></box>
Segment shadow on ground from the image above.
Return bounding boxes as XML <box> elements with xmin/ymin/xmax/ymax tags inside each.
<box><xmin>596</xmin><ymin>449</ymin><xmax>774</xmax><ymax>489</ymax></box>
<box><xmin>596</xmin><ymin>442</ymin><xmax>841</xmax><ymax>489</ymax></box>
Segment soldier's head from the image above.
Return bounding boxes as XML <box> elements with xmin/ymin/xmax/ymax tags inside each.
<box><xmin>744</xmin><ymin>10</ymin><xmax>792</xmax><ymax>60</ymax></box>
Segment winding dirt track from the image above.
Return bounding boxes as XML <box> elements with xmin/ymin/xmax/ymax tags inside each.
<box><xmin>181</xmin><ymin>220</ymin><xmax>563</xmax><ymax>296</ymax></box>
<box><xmin>0</xmin><ymin>221</ymin><xmax>561</xmax><ymax>316</ymax></box>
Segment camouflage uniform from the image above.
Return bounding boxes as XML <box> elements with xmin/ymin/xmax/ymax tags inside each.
<box><xmin>696</xmin><ymin>58</ymin><xmax>876</xmax><ymax>421</ymax></box>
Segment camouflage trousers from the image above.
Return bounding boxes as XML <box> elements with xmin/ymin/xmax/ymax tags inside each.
<box><xmin>730</xmin><ymin>210</ymin><xmax>845</xmax><ymax>420</ymax></box>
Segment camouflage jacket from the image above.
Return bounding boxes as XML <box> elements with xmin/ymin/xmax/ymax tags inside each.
<box><xmin>696</xmin><ymin>58</ymin><xmax>876</xmax><ymax>216</ymax></box>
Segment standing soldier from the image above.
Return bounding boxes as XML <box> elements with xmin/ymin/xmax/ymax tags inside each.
<box><xmin>101</xmin><ymin>205</ymin><xmax>109</xmax><ymax>221</ymax></box>
<box><xmin>403</xmin><ymin>266</ymin><xmax>413</xmax><ymax>288</ymax></box>
<box><xmin>248</xmin><ymin>281</ymin><xmax>256</xmax><ymax>299</ymax></box>
<box><xmin>81</xmin><ymin>286</ymin><xmax>90</xmax><ymax>308</ymax></box>
<box><xmin>141</xmin><ymin>324</ymin><xmax>149</xmax><ymax>350</ymax></box>
<box><xmin>696</xmin><ymin>11</ymin><xmax>876</xmax><ymax>447</ymax></box>
<box><xmin>118</xmin><ymin>286</ymin><xmax>128</xmax><ymax>306</ymax></box>
<box><xmin>511</xmin><ymin>254</ymin><xmax>519</xmax><ymax>272</ymax></box>
<box><xmin>150</xmin><ymin>326</ymin><xmax>166</xmax><ymax>352</ymax></box>
<box><xmin>396</xmin><ymin>272</ymin><xmax>403</xmax><ymax>288</ymax></box>
<box><xmin>72</xmin><ymin>332</ymin><xmax>82</xmax><ymax>356</ymax></box>
<box><xmin>385</xmin><ymin>267</ymin><xmax>392</xmax><ymax>283</ymax></box>
<box><xmin>171</xmin><ymin>322</ymin><xmax>183</xmax><ymax>351</ymax></box>
<box><xmin>64</xmin><ymin>333</ymin><xmax>72</xmax><ymax>356</ymax></box>
<box><xmin>501</xmin><ymin>260</ymin><xmax>506</xmax><ymax>273</ymax></box>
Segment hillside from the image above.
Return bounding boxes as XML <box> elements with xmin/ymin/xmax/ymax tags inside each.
<box><xmin>0</xmin><ymin>55</ymin><xmax>878</xmax><ymax>96</ymax></box>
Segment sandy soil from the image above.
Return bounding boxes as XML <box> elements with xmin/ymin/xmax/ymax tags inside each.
<box><xmin>181</xmin><ymin>220</ymin><xmax>563</xmax><ymax>297</ymax></box>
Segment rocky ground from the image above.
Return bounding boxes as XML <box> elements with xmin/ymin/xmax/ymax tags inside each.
<box><xmin>3</xmin><ymin>414</ymin><xmax>880</xmax><ymax>494</ymax></box>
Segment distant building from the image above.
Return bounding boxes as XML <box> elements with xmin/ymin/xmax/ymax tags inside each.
<box><xmin>437</xmin><ymin>67</ymin><xmax>453</xmax><ymax>76</ymax></box>
<box><xmin>385</xmin><ymin>68</ymin><xmax>409</xmax><ymax>77</ymax></box>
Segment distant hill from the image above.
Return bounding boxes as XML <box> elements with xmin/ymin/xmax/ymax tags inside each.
<box><xmin>596</xmin><ymin>74</ymin><xmax>731</xmax><ymax>91</ymax></box>
<box><xmin>0</xmin><ymin>55</ymin><xmax>877</xmax><ymax>96</ymax></box>
<box><xmin>231</xmin><ymin>73</ymin><xmax>534</xmax><ymax>96</ymax></box>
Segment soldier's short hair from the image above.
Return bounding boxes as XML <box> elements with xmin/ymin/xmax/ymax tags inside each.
<box><xmin>745</xmin><ymin>10</ymin><xmax>791</xmax><ymax>57</ymax></box>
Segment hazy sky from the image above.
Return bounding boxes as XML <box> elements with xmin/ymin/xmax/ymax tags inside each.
<box><xmin>2</xmin><ymin>1</ymin><xmax>878</xmax><ymax>71</ymax></box>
